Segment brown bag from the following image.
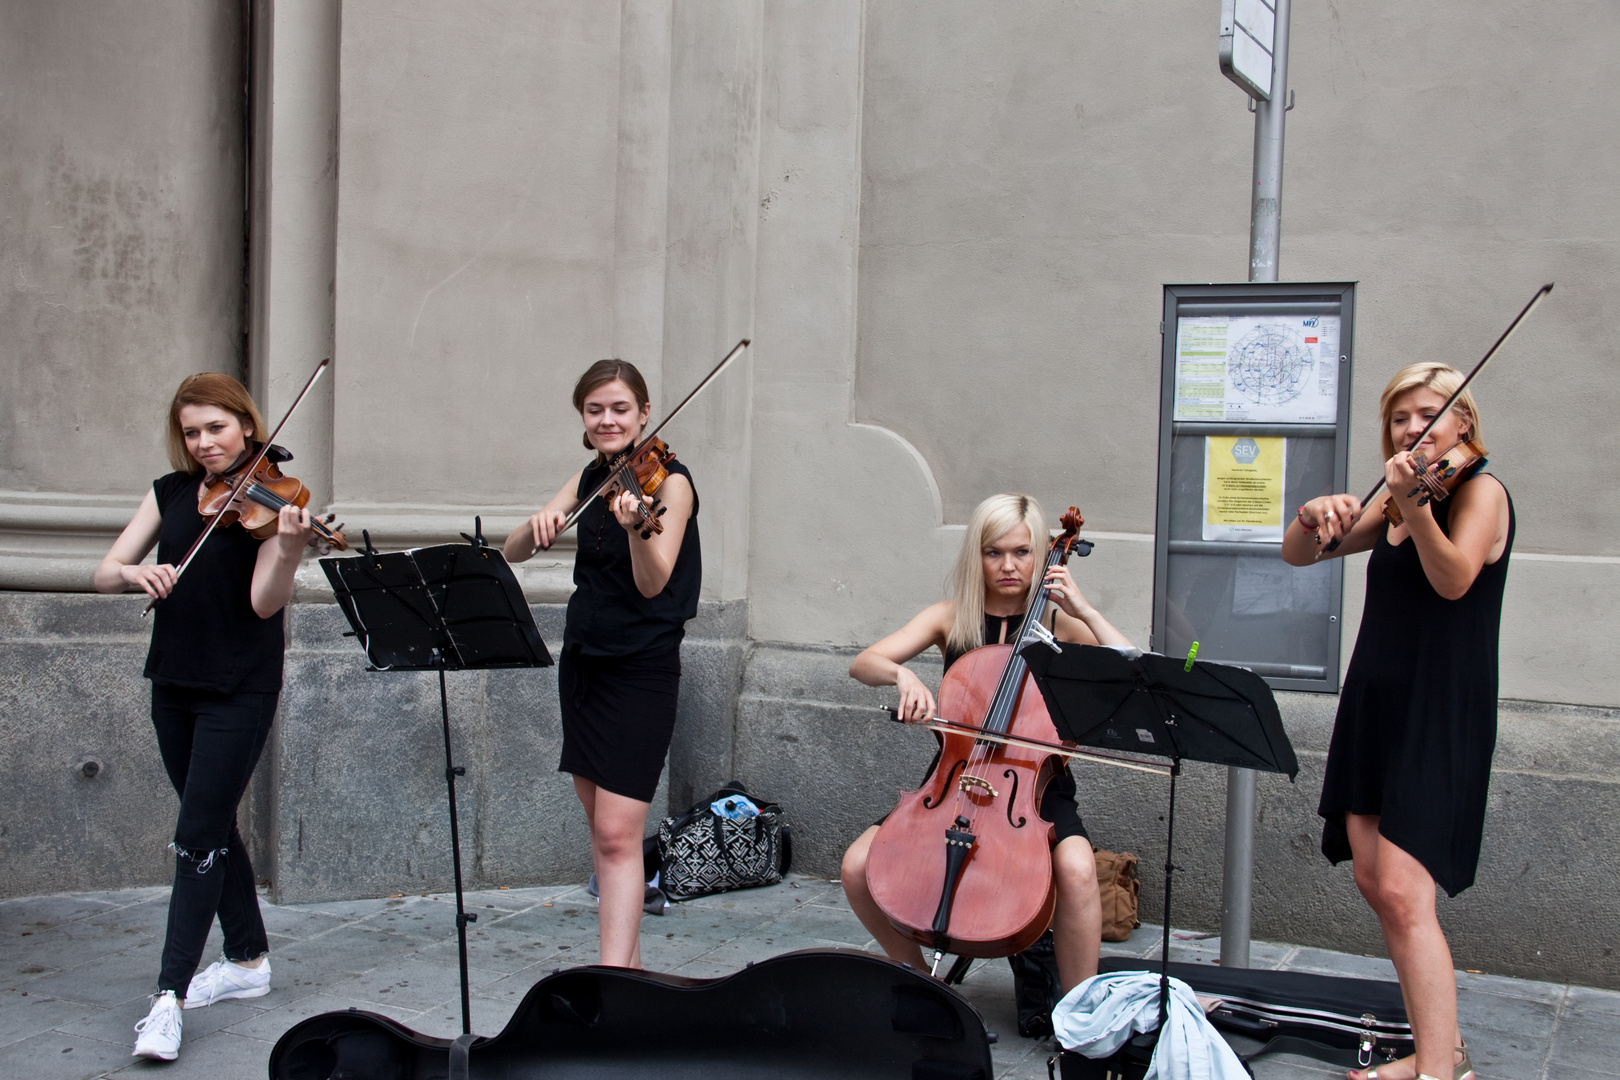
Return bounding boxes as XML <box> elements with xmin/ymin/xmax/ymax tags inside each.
<box><xmin>1093</xmin><ymin>847</ymin><xmax>1141</xmax><ymax>943</ymax></box>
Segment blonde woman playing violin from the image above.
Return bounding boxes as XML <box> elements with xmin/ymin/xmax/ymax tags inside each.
<box><xmin>95</xmin><ymin>374</ymin><xmax>315</xmax><ymax>1062</ymax></box>
<box><xmin>1283</xmin><ymin>362</ymin><xmax>1511</xmax><ymax>1080</ymax></box>
<box><xmin>842</xmin><ymin>493</ymin><xmax>1134</xmax><ymax>1001</ymax></box>
<box><xmin>505</xmin><ymin>359</ymin><xmax>699</xmax><ymax>971</ymax></box>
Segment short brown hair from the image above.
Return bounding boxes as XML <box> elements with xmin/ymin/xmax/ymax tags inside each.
<box><xmin>1378</xmin><ymin>363</ymin><xmax>1484</xmax><ymax>461</ymax></box>
<box><xmin>165</xmin><ymin>373</ymin><xmax>267</xmax><ymax>474</ymax></box>
<box><xmin>572</xmin><ymin>359</ymin><xmax>650</xmax><ymax>450</ymax></box>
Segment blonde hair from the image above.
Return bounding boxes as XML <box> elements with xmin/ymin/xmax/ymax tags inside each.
<box><xmin>946</xmin><ymin>493</ymin><xmax>1048</xmax><ymax>655</ymax></box>
<box><xmin>165</xmin><ymin>373</ymin><xmax>267</xmax><ymax>474</ymax></box>
<box><xmin>1379</xmin><ymin>362</ymin><xmax>1484</xmax><ymax>461</ymax></box>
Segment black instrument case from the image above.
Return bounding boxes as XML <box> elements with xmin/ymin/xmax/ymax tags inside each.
<box><xmin>270</xmin><ymin>948</ymin><xmax>994</xmax><ymax>1080</ymax></box>
<box><xmin>1054</xmin><ymin>957</ymin><xmax>1413</xmax><ymax>1076</ymax></box>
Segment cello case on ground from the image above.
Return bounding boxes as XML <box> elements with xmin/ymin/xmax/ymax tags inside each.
<box><xmin>1054</xmin><ymin>957</ymin><xmax>1413</xmax><ymax>1076</ymax></box>
<box><xmin>269</xmin><ymin>948</ymin><xmax>993</xmax><ymax>1080</ymax></box>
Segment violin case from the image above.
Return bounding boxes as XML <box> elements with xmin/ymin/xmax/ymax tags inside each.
<box><xmin>1054</xmin><ymin>957</ymin><xmax>1413</xmax><ymax>1077</ymax></box>
<box><xmin>269</xmin><ymin>948</ymin><xmax>994</xmax><ymax>1080</ymax></box>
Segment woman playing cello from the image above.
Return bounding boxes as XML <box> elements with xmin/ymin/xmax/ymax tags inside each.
<box><xmin>841</xmin><ymin>492</ymin><xmax>1134</xmax><ymax>995</ymax></box>
<box><xmin>504</xmin><ymin>359</ymin><xmax>699</xmax><ymax>969</ymax></box>
<box><xmin>1282</xmin><ymin>363</ymin><xmax>1511</xmax><ymax>1080</ymax></box>
<box><xmin>95</xmin><ymin>374</ymin><xmax>316</xmax><ymax>1061</ymax></box>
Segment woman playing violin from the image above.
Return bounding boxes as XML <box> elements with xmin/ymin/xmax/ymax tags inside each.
<box><xmin>841</xmin><ymin>493</ymin><xmax>1134</xmax><ymax>996</ymax></box>
<box><xmin>504</xmin><ymin>359</ymin><xmax>699</xmax><ymax>969</ymax></box>
<box><xmin>1282</xmin><ymin>363</ymin><xmax>1512</xmax><ymax>1080</ymax></box>
<box><xmin>94</xmin><ymin>374</ymin><xmax>316</xmax><ymax>1062</ymax></box>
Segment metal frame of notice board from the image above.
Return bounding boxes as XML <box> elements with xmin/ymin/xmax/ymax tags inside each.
<box><xmin>1152</xmin><ymin>282</ymin><xmax>1355</xmax><ymax>694</ymax></box>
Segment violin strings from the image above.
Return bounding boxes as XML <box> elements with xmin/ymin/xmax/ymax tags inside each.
<box><xmin>954</xmin><ymin>543</ymin><xmax>1064</xmax><ymax>832</ymax></box>
<box><xmin>241</xmin><ymin>483</ymin><xmax>335</xmax><ymax>539</ymax></box>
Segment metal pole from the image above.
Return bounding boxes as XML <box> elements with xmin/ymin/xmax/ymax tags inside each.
<box><xmin>439</xmin><ymin>664</ymin><xmax>476</xmax><ymax>1033</ymax></box>
<box><xmin>1247</xmin><ymin>0</ymin><xmax>1291</xmax><ymax>285</ymax></box>
<box><xmin>1222</xmin><ymin>0</ymin><xmax>1291</xmax><ymax>970</ymax></box>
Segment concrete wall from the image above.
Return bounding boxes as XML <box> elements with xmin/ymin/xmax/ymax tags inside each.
<box><xmin>0</xmin><ymin>0</ymin><xmax>246</xmax><ymax>586</ymax></box>
<box><xmin>2</xmin><ymin>0</ymin><xmax>1618</xmax><ymax>988</ymax></box>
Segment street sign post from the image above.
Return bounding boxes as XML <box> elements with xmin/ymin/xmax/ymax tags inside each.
<box><xmin>1220</xmin><ymin>0</ymin><xmax>1277</xmax><ymax>101</ymax></box>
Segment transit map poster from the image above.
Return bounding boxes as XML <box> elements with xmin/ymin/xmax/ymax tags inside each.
<box><xmin>1174</xmin><ymin>314</ymin><xmax>1341</xmax><ymax>424</ymax></box>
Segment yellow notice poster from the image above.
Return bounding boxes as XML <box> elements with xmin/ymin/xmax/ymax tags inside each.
<box><xmin>1203</xmin><ymin>436</ymin><xmax>1286</xmax><ymax>542</ymax></box>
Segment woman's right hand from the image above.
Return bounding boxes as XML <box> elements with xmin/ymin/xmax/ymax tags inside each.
<box><xmin>1297</xmin><ymin>494</ymin><xmax>1364</xmax><ymax>549</ymax></box>
<box><xmin>529</xmin><ymin>508</ymin><xmax>568</xmax><ymax>552</ymax></box>
<box><xmin>122</xmin><ymin>562</ymin><xmax>178</xmax><ymax>600</ymax></box>
<box><xmin>894</xmin><ymin>666</ymin><xmax>937</xmax><ymax>724</ymax></box>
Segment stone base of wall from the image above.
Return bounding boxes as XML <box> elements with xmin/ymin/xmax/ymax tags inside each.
<box><xmin>3</xmin><ymin>591</ymin><xmax>1615</xmax><ymax>988</ymax></box>
<box><xmin>0</xmin><ymin>592</ymin><xmax>746</xmax><ymax>907</ymax></box>
<box><xmin>731</xmin><ymin>643</ymin><xmax>1620</xmax><ymax>991</ymax></box>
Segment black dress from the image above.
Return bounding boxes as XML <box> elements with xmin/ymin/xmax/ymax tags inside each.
<box><xmin>557</xmin><ymin>457</ymin><xmax>701</xmax><ymax>802</ymax></box>
<box><xmin>1318</xmin><ymin>474</ymin><xmax>1514</xmax><ymax>897</ymax></box>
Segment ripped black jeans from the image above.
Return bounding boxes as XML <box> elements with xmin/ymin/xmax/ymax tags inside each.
<box><xmin>150</xmin><ymin>685</ymin><xmax>277</xmax><ymax>995</ymax></box>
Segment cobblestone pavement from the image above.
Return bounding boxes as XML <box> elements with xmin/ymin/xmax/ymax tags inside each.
<box><xmin>1</xmin><ymin>877</ymin><xmax>1613</xmax><ymax>1078</ymax></box>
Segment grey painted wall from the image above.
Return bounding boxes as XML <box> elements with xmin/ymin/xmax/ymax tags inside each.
<box><xmin>2</xmin><ymin>0</ymin><xmax>1618</xmax><ymax>990</ymax></box>
<box><xmin>0</xmin><ymin>0</ymin><xmax>246</xmax><ymax>587</ymax></box>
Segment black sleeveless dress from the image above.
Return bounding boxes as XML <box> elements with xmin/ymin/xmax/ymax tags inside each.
<box><xmin>1318</xmin><ymin>474</ymin><xmax>1514</xmax><ymax>897</ymax></box>
<box><xmin>557</xmin><ymin>457</ymin><xmax>700</xmax><ymax>802</ymax></box>
<box><xmin>876</xmin><ymin>613</ymin><xmax>1087</xmax><ymax>843</ymax></box>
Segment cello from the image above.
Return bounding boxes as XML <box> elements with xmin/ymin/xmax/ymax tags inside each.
<box><xmin>865</xmin><ymin>508</ymin><xmax>1090</xmax><ymax>970</ymax></box>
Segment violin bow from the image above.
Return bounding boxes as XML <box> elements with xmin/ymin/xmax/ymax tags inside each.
<box><xmin>143</xmin><ymin>358</ymin><xmax>331</xmax><ymax>616</ymax></box>
<box><xmin>1317</xmin><ymin>283</ymin><xmax>1552</xmax><ymax>559</ymax></box>
<box><xmin>548</xmin><ymin>338</ymin><xmax>751</xmax><ymax>545</ymax></box>
<box><xmin>879</xmin><ymin>707</ymin><xmax>1171</xmax><ymax>777</ymax></box>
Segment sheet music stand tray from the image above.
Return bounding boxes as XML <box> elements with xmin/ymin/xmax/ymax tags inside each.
<box><xmin>321</xmin><ymin>521</ymin><xmax>551</xmax><ymax>1034</ymax></box>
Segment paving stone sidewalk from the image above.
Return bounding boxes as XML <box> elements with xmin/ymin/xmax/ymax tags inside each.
<box><xmin>1</xmin><ymin>877</ymin><xmax>1613</xmax><ymax>1079</ymax></box>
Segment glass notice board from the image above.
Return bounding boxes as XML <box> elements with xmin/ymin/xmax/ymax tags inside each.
<box><xmin>1152</xmin><ymin>282</ymin><xmax>1355</xmax><ymax>693</ymax></box>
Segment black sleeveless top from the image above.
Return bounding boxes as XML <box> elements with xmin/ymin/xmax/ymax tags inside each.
<box><xmin>143</xmin><ymin>471</ymin><xmax>285</xmax><ymax>694</ymax></box>
<box><xmin>563</xmin><ymin>457</ymin><xmax>701</xmax><ymax>657</ymax></box>
<box><xmin>1319</xmin><ymin>474</ymin><xmax>1514</xmax><ymax>897</ymax></box>
<box><xmin>943</xmin><ymin>612</ymin><xmax>1036</xmax><ymax>671</ymax></box>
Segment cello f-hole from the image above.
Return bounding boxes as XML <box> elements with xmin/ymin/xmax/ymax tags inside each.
<box><xmin>1002</xmin><ymin>768</ymin><xmax>1026</xmax><ymax>829</ymax></box>
<box><xmin>924</xmin><ymin>758</ymin><xmax>967</xmax><ymax>810</ymax></box>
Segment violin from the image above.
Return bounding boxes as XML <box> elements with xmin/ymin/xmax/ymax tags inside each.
<box><xmin>1381</xmin><ymin>436</ymin><xmax>1487</xmax><ymax>527</ymax></box>
<box><xmin>596</xmin><ymin>436</ymin><xmax>677</xmax><ymax>540</ymax></box>
<box><xmin>865</xmin><ymin>508</ymin><xmax>1090</xmax><ymax>969</ymax></box>
<box><xmin>200</xmin><ymin>445</ymin><xmax>348</xmax><ymax>552</ymax></box>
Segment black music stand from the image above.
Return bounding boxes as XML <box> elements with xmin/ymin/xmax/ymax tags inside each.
<box><xmin>1018</xmin><ymin>642</ymin><xmax>1297</xmax><ymax>1056</ymax></box>
<box><xmin>321</xmin><ymin>521</ymin><xmax>551</xmax><ymax>1035</ymax></box>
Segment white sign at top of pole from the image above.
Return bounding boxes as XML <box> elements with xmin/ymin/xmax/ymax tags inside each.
<box><xmin>1219</xmin><ymin>0</ymin><xmax>1276</xmax><ymax>100</ymax></box>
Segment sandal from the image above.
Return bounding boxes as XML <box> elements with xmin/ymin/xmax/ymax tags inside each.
<box><xmin>1454</xmin><ymin>1040</ymin><xmax>1473</xmax><ymax>1080</ymax></box>
<box><xmin>1349</xmin><ymin>1039</ymin><xmax>1470</xmax><ymax>1080</ymax></box>
<box><xmin>1349</xmin><ymin>1057</ymin><xmax>1412</xmax><ymax>1080</ymax></box>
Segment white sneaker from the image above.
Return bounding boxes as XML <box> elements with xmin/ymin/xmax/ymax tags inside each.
<box><xmin>132</xmin><ymin>990</ymin><xmax>183</xmax><ymax>1061</ymax></box>
<box><xmin>184</xmin><ymin>955</ymin><xmax>272</xmax><ymax>1009</ymax></box>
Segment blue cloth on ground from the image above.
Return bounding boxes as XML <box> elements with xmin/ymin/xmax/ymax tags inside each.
<box><xmin>1052</xmin><ymin>970</ymin><xmax>1249</xmax><ymax>1080</ymax></box>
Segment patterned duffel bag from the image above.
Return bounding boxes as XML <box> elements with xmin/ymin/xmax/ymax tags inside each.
<box><xmin>657</xmin><ymin>782</ymin><xmax>792</xmax><ymax>901</ymax></box>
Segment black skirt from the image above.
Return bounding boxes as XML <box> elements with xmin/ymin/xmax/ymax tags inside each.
<box><xmin>558</xmin><ymin>646</ymin><xmax>681</xmax><ymax>803</ymax></box>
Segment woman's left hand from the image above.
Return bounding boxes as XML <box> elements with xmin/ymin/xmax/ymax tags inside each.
<box><xmin>609</xmin><ymin>488</ymin><xmax>654</xmax><ymax>535</ymax></box>
<box><xmin>1384</xmin><ymin>450</ymin><xmax>1426</xmax><ymax>520</ymax></box>
<box><xmin>1044</xmin><ymin>564</ymin><xmax>1096</xmax><ymax>622</ymax></box>
<box><xmin>274</xmin><ymin>504</ymin><xmax>316</xmax><ymax>550</ymax></box>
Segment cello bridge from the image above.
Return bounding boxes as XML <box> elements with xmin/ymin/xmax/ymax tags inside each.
<box><xmin>959</xmin><ymin>774</ymin><xmax>999</xmax><ymax>799</ymax></box>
